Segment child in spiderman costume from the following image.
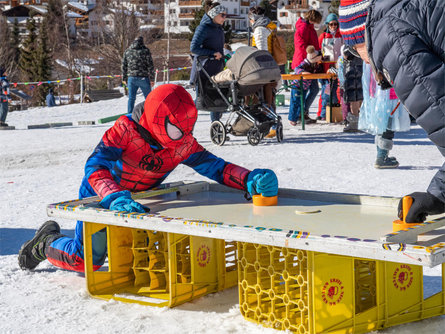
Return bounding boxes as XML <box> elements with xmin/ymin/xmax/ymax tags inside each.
<box><xmin>19</xmin><ymin>84</ymin><xmax>278</xmax><ymax>272</ymax></box>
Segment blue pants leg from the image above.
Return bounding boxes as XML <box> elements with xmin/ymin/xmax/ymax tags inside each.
<box><xmin>46</xmin><ymin>220</ymin><xmax>107</xmax><ymax>272</ymax></box>
<box><xmin>320</xmin><ymin>79</ymin><xmax>339</xmax><ymax>118</ymax></box>
<box><xmin>127</xmin><ymin>77</ymin><xmax>138</xmax><ymax>114</ymax></box>
<box><xmin>210</xmin><ymin>112</ymin><xmax>222</xmax><ymax>122</ymax></box>
<box><xmin>127</xmin><ymin>77</ymin><xmax>151</xmax><ymax>114</ymax></box>
<box><xmin>0</xmin><ymin>102</ymin><xmax>8</xmax><ymax>122</ymax></box>
<box><xmin>288</xmin><ymin>87</ymin><xmax>303</xmax><ymax>122</ymax></box>
<box><xmin>304</xmin><ymin>79</ymin><xmax>319</xmax><ymax>114</ymax></box>
<box><xmin>320</xmin><ymin>79</ymin><xmax>328</xmax><ymax>118</ymax></box>
<box><xmin>138</xmin><ymin>77</ymin><xmax>152</xmax><ymax>98</ymax></box>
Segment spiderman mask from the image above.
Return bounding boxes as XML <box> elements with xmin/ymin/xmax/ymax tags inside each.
<box><xmin>140</xmin><ymin>84</ymin><xmax>198</xmax><ymax>148</ymax></box>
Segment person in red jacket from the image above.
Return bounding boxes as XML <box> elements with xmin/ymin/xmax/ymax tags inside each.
<box><xmin>291</xmin><ymin>9</ymin><xmax>322</xmax><ymax>124</ymax></box>
<box><xmin>18</xmin><ymin>84</ymin><xmax>279</xmax><ymax>272</ymax></box>
<box><xmin>317</xmin><ymin>13</ymin><xmax>343</xmax><ymax>120</ymax></box>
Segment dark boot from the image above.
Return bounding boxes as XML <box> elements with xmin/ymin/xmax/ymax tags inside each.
<box><xmin>18</xmin><ymin>221</ymin><xmax>63</xmax><ymax>270</ymax></box>
<box><xmin>303</xmin><ymin>111</ymin><xmax>317</xmax><ymax>124</ymax></box>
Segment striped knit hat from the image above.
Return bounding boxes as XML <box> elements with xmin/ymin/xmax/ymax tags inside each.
<box><xmin>339</xmin><ymin>0</ymin><xmax>370</xmax><ymax>45</ymax></box>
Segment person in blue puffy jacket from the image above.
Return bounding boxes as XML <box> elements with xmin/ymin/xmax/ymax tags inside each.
<box><xmin>190</xmin><ymin>0</ymin><xmax>227</xmax><ymax>122</ymax></box>
<box><xmin>339</xmin><ymin>0</ymin><xmax>445</xmax><ymax>222</ymax></box>
<box><xmin>18</xmin><ymin>84</ymin><xmax>278</xmax><ymax>272</ymax></box>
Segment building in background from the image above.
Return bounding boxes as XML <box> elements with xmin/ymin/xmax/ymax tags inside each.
<box><xmin>277</xmin><ymin>0</ymin><xmax>332</xmax><ymax>30</ymax></box>
<box><xmin>164</xmin><ymin>0</ymin><xmax>251</xmax><ymax>34</ymax></box>
<box><xmin>1</xmin><ymin>0</ymin><xmax>336</xmax><ymax>38</ymax></box>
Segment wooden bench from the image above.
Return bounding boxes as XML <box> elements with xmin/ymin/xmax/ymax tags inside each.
<box><xmin>84</xmin><ymin>89</ymin><xmax>123</xmax><ymax>102</ymax></box>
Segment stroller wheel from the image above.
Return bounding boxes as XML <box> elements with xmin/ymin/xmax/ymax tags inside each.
<box><xmin>276</xmin><ymin>123</ymin><xmax>284</xmax><ymax>143</ymax></box>
<box><xmin>210</xmin><ymin>121</ymin><xmax>227</xmax><ymax>146</ymax></box>
<box><xmin>247</xmin><ymin>128</ymin><xmax>262</xmax><ymax>146</ymax></box>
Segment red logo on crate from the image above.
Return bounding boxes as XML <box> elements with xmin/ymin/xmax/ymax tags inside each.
<box><xmin>321</xmin><ymin>278</ymin><xmax>344</xmax><ymax>305</ymax></box>
<box><xmin>197</xmin><ymin>245</ymin><xmax>211</xmax><ymax>267</ymax></box>
<box><xmin>392</xmin><ymin>264</ymin><xmax>414</xmax><ymax>291</ymax></box>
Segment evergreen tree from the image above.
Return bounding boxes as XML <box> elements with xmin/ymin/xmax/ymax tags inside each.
<box><xmin>36</xmin><ymin>18</ymin><xmax>52</xmax><ymax>103</ymax></box>
<box><xmin>19</xmin><ymin>17</ymin><xmax>39</xmax><ymax>81</ymax></box>
<box><xmin>45</xmin><ymin>0</ymin><xmax>66</xmax><ymax>53</ymax></box>
<box><xmin>223</xmin><ymin>22</ymin><xmax>232</xmax><ymax>44</ymax></box>
<box><xmin>259</xmin><ymin>0</ymin><xmax>274</xmax><ymax>21</ymax></box>
<box><xmin>329</xmin><ymin>0</ymin><xmax>340</xmax><ymax>15</ymax></box>
<box><xmin>188</xmin><ymin>7</ymin><xmax>205</xmax><ymax>41</ymax></box>
<box><xmin>11</xmin><ymin>19</ymin><xmax>21</xmax><ymax>64</ymax></box>
<box><xmin>0</xmin><ymin>16</ymin><xmax>13</xmax><ymax>73</ymax></box>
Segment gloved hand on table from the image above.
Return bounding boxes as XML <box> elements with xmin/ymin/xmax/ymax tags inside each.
<box><xmin>100</xmin><ymin>190</ymin><xmax>149</xmax><ymax>213</ymax></box>
<box><xmin>246</xmin><ymin>169</ymin><xmax>278</xmax><ymax>197</ymax></box>
<box><xmin>398</xmin><ymin>192</ymin><xmax>445</xmax><ymax>223</ymax></box>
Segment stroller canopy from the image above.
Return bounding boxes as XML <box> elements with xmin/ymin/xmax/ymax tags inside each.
<box><xmin>226</xmin><ymin>46</ymin><xmax>282</xmax><ymax>86</ymax></box>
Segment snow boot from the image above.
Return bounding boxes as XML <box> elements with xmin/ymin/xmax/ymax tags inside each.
<box><xmin>18</xmin><ymin>220</ymin><xmax>63</xmax><ymax>270</ymax></box>
<box><xmin>303</xmin><ymin>111</ymin><xmax>317</xmax><ymax>124</ymax></box>
<box><xmin>265</xmin><ymin>129</ymin><xmax>276</xmax><ymax>138</ymax></box>
<box><xmin>374</xmin><ymin>147</ymin><xmax>399</xmax><ymax>169</ymax></box>
<box><xmin>374</xmin><ymin>136</ymin><xmax>399</xmax><ymax>169</ymax></box>
<box><xmin>343</xmin><ymin>113</ymin><xmax>359</xmax><ymax>132</ymax></box>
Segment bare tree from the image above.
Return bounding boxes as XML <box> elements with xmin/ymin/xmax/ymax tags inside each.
<box><xmin>0</xmin><ymin>16</ymin><xmax>17</xmax><ymax>78</ymax></box>
<box><xmin>91</xmin><ymin>3</ymin><xmax>140</xmax><ymax>86</ymax></box>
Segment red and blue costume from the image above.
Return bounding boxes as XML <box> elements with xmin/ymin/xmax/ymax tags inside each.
<box><xmin>45</xmin><ymin>84</ymin><xmax>260</xmax><ymax>272</ymax></box>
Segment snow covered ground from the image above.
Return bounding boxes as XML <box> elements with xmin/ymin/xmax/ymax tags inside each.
<box><xmin>1</xmin><ymin>84</ymin><xmax>444</xmax><ymax>333</ymax></box>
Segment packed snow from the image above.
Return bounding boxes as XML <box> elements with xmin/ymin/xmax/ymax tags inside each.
<box><xmin>1</xmin><ymin>84</ymin><xmax>444</xmax><ymax>333</ymax></box>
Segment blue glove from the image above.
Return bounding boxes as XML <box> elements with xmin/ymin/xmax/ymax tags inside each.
<box><xmin>100</xmin><ymin>190</ymin><xmax>149</xmax><ymax>213</ymax></box>
<box><xmin>246</xmin><ymin>169</ymin><xmax>278</xmax><ymax>197</ymax></box>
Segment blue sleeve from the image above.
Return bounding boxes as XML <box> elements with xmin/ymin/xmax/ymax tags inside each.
<box><xmin>190</xmin><ymin>25</ymin><xmax>215</xmax><ymax>56</ymax></box>
<box><xmin>182</xmin><ymin>150</ymin><xmax>228</xmax><ymax>184</ymax></box>
<box><xmin>84</xmin><ymin>140</ymin><xmax>123</xmax><ymax>180</ymax></box>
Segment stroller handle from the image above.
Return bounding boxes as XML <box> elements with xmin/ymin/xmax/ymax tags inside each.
<box><xmin>191</xmin><ymin>54</ymin><xmax>217</xmax><ymax>62</ymax></box>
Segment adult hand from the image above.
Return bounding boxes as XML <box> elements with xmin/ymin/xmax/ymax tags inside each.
<box><xmin>100</xmin><ymin>190</ymin><xmax>149</xmax><ymax>213</ymax></box>
<box><xmin>246</xmin><ymin>169</ymin><xmax>278</xmax><ymax>197</ymax></box>
<box><xmin>213</xmin><ymin>52</ymin><xmax>223</xmax><ymax>60</ymax></box>
<box><xmin>398</xmin><ymin>192</ymin><xmax>445</xmax><ymax>223</ymax></box>
<box><xmin>353</xmin><ymin>42</ymin><xmax>370</xmax><ymax>64</ymax></box>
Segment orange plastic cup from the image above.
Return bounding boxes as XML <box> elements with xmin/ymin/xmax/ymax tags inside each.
<box><xmin>252</xmin><ymin>194</ymin><xmax>278</xmax><ymax>206</ymax></box>
<box><xmin>392</xmin><ymin>196</ymin><xmax>422</xmax><ymax>232</ymax></box>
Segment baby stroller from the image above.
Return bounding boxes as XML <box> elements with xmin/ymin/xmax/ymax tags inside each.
<box><xmin>193</xmin><ymin>46</ymin><xmax>283</xmax><ymax>146</ymax></box>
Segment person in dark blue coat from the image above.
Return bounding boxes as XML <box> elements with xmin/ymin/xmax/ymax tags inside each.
<box><xmin>339</xmin><ymin>0</ymin><xmax>445</xmax><ymax>222</ymax></box>
<box><xmin>190</xmin><ymin>0</ymin><xmax>227</xmax><ymax>122</ymax></box>
<box><xmin>46</xmin><ymin>88</ymin><xmax>56</xmax><ymax>107</ymax></box>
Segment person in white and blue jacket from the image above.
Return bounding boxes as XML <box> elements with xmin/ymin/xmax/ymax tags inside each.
<box><xmin>339</xmin><ymin>0</ymin><xmax>445</xmax><ymax>222</ymax></box>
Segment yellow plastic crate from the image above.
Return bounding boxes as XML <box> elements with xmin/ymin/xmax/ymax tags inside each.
<box><xmin>83</xmin><ymin>222</ymin><xmax>237</xmax><ymax>307</ymax></box>
<box><xmin>237</xmin><ymin>242</ymin><xmax>445</xmax><ymax>333</ymax></box>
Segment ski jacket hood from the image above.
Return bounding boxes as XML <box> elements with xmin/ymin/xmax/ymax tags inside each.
<box><xmin>129</xmin><ymin>37</ymin><xmax>145</xmax><ymax>50</ymax></box>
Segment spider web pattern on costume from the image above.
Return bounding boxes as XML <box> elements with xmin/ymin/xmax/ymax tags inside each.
<box><xmin>118</xmin><ymin>119</ymin><xmax>200</xmax><ymax>193</ymax></box>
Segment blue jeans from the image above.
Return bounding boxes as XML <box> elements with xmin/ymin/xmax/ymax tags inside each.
<box><xmin>127</xmin><ymin>76</ymin><xmax>152</xmax><ymax>114</ymax></box>
<box><xmin>288</xmin><ymin>87</ymin><xmax>306</xmax><ymax>122</ymax></box>
<box><xmin>320</xmin><ymin>79</ymin><xmax>339</xmax><ymax>118</ymax></box>
<box><xmin>304</xmin><ymin>79</ymin><xmax>319</xmax><ymax>115</ymax></box>
<box><xmin>0</xmin><ymin>101</ymin><xmax>8</xmax><ymax>122</ymax></box>
<box><xmin>210</xmin><ymin>112</ymin><xmax>222</xmax><ymax>122</ymax></box>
